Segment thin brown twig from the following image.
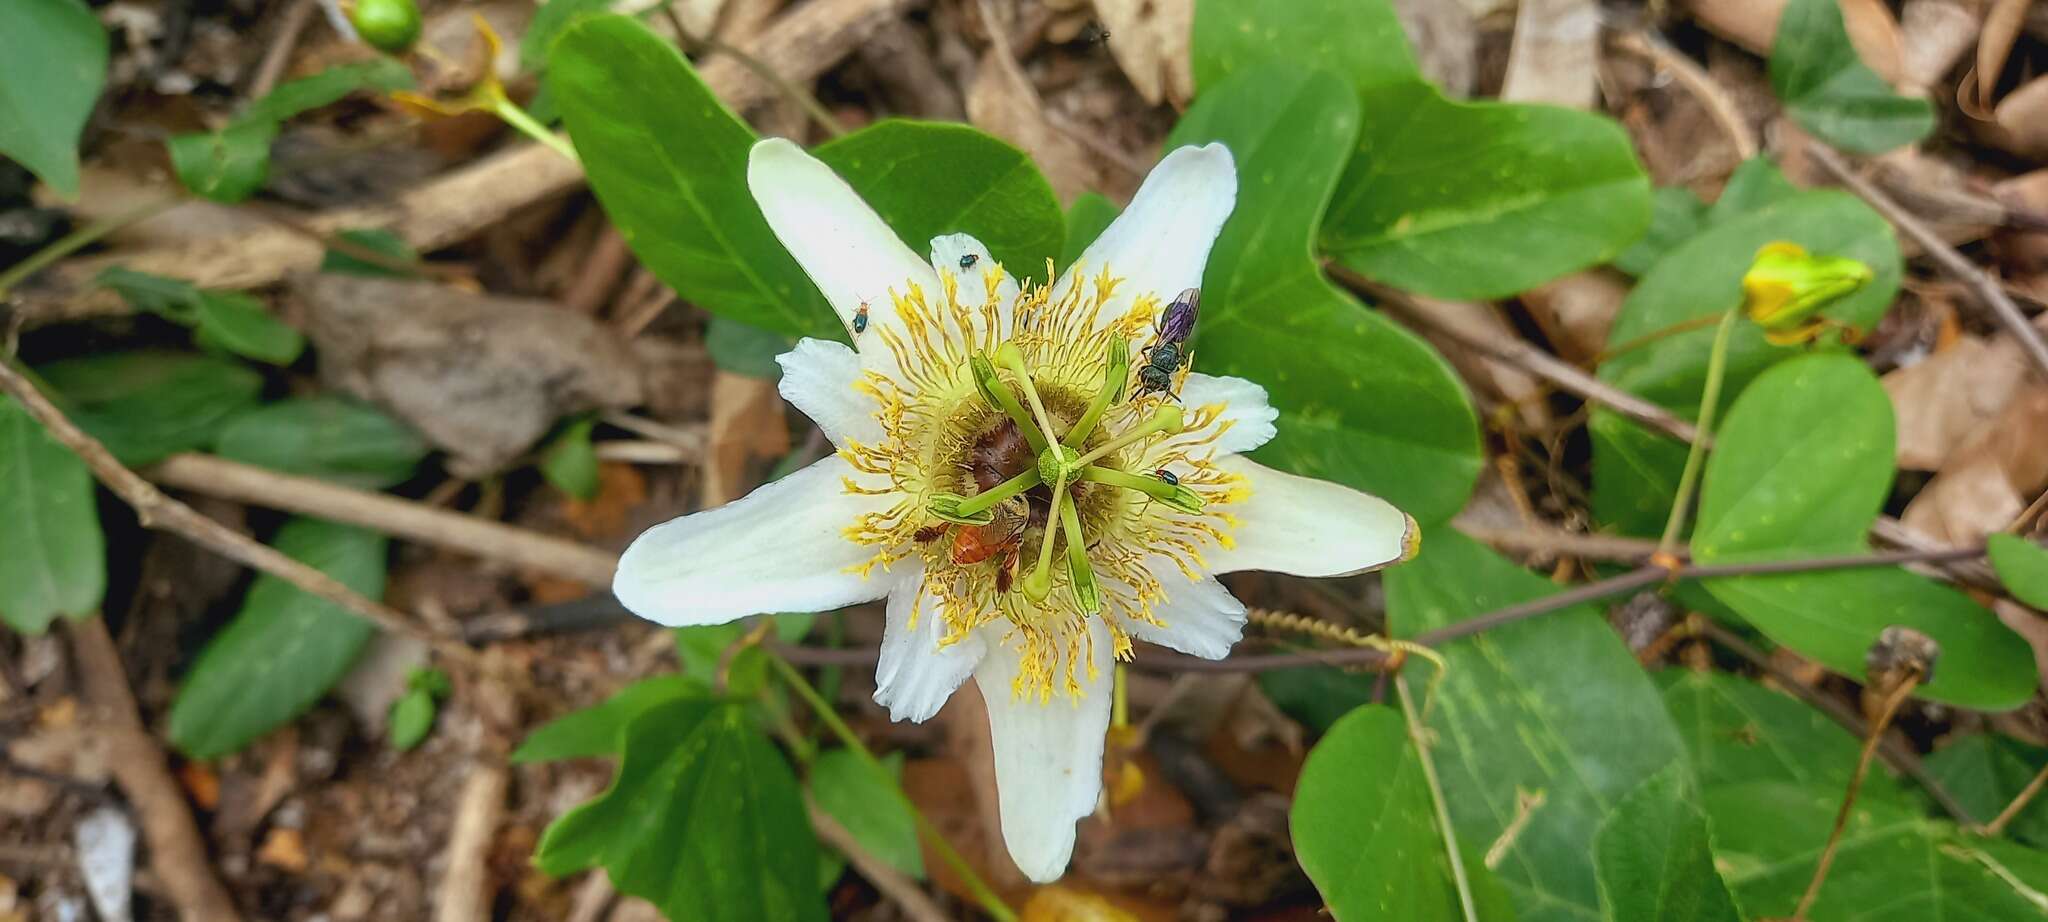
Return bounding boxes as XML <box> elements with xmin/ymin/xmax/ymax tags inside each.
<box><xmin>1608</xmin><ymin>30</ymin><xmax>1758</xmax><ymax>160</ymax></box>
<box><xmin>1985</xmin><ymin>762</ymin><xmax>2048</xmax><ymax>836</ymax></box>
<box><xmin>1346</xmin><ymin>266</ymin><xmax>1703</xmax><ymax>442</ymax></box>
<box><xmin>807</xmin><ymin>798</ymin><xmax>951</xmax><ymax>922</ymax></box>
<box><xmin>1805</xmin><ymin>141</ymin><xmax>2048</xmax><ymax>381</ymax></box>
<box><xmin>146</xmin><ymin>452</ymin><xmax>620</xmax><ymax>586</ymax></box>
<box><xmin>1792</xmin><ymin>673</ymin><xmax>1923</xmax><ymax>920</ymax></box>
<box><xmin>248</xmin><ymin>0</ymin><xmax>316</xmax><ymax>99</ymax></box>
<box><xmin>1693</xmin><ymin>617</ymin><xmax>1976</xmax><ymax>825</ymax></box>
<box><xmin>0</xmin><ymin>363</ymin><xmax>473</xmax><ymax>663</ymax></box>
<box><xmin>65</xmin><ymin>617</ymin><xmax>245</xmax><ymax>922</ymax></box>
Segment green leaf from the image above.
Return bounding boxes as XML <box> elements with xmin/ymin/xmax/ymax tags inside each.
<box><xmin>1693</xmin><ymin>356</ymin><xmax>2033</xmax><ymax>710</ymax></box>
<box><xmin>1322</xmin><ymin>81</ymin><xmax>1651</xmax><ymax>300</ymax></box>
<box><xmin>675</xmin><ymin>614</ymin><xmax>817</xmax><ymax>682</ymax></box>
<box><xmin>1693</xmin><ymin>355</ymin><xmax>1894</xmax><ymax>560</ymax></box>
<box><xmin>388</xmin><ymin>687</ymin><xmax>436</xmax><ymax>751</ymax></box>
<box><xmin>167</xmin><ymin>121</ymin><xmax>277</xmax><ymax>204</ymax></box>
<box><xmin>812</xmin><ymin>120</ymin><xmax>1064</xmax><ymax>280</ymax></box>
<box><xmin>540</xmin><ymin>416</ymin><xmax>599</xmax><ymax>499</ymax></box>
<box><xmin>189</xmin><ymin>292</ymin><xmax>305</xmax><ymax>365</ymax></box>
<box><xmin>1191</xmin><ymin>0</ymin><xmax>1416</xmax><ymax>96</ymax></box>
<box><xmin>1591</xmin><ymin>189</ymin><xmax>1900</xmax><ymax>535</ymax></box>
<box><xmin>522</xmin><ymin>0</ymin><xmax>616</xmax><ymax>71</ymax></box>
<box><xmin>1925</xmin><ymin>734</ymin><xmax>2048</xmax><ymax>845</ymax></box>
<box><xmin>98</xmin><ymin>268</ymin><xmax>304</xmax><ymax>365</ymax></box>
<box><xmin>320</xmin><ymin>228</ymin><xmax>419</xmax><ymax>277</ymax></box>
<box><xmin>1166</xmin><ymin>63</ymin><xmax>1481</xmax><ymax>523</ymax></box>
<box><xmin>550</xmin><ymin>15</ymin><xmax>828</xmax><ymax>339</ymax></box>
<box><xmin>1769</xmin><ymin>0</ymin><xmax>1934</xmax><ymax>154</ymax></box>
<box><xmin>536</xmin><ymin>699</ymin><xmax>827</xmax><ymax>922</ymax></box>
<box><xmin>1385</xmin><ymin>530</ymin><xmax>1686</xmax><ymax>922</ymax></box>
<box><xmin>0</xmin><ymin>0</ymin><xmax>107</xmax><ymax>198</ymax></box>
<box><xmin>1989</xmin><ymin>533</ymin><xmax>2048</xmax><ymax>609</ymax></box>
<box><xmin>1704</xmin><ymin>157</ymin><xmax>1801</xmax><ymax>224</ymax></box>
<box><xmin>1706</xmin><ymin>780</ymin><xmax>2048</xmax><ymax>918</ymax></box>
<box><xmin>1656</xmin><ymin>670</ymin><xmax>1913</xmax><ymax>805</ymax></box>
<box><xmin>167</xmin><ymin>518</ymin><xmax>388</xmax><ymax>759</ymax></box>
<box><xmin>512</xmin><ymin>674</ymin><xmax>703</xmax><ymax>763</ymax></box>
<box><xmin>169</xmin><ymin>59</ymin><xmax>413</xmax><ymax>203</ymax></box>
<box><xmin>1592</xmin><ymin>764</ymin><xmax>1741</xmax><ymax>922</ymax></box>
<box><xmin>556</xmin><ymin>16</ymin><xmax>1065</xmax><ymax>340</ymax></box>
<box><xmin>1292</xmin><ymin>705</ymin><xmax>1512</xmax><ymax>921</ymax></box>
<box><xmin>810</xmin><ymin>749</ymin><xmax>923</xmax><ymax>880</ymax></box>
<box><xmin>37</xmin><ymin>350</ymin><xmax>263</xmax><ymax>467</ymax></box>
<box><xmin>212</xmin><ymin>395</ymin><xmax>428</xmax><ymax>489</ymax></box>
<box><xmin>1061</xmin><ymin>192</ymin><xmax>1119</xmax><ymax>268</ymax></box>
<box><xmin>1612</xmin><ymin>187</ymin><xmax>1705</xmax><ymax>277</ymax></box>
<box><xmin>707</xmin><ymin>317</ymin><xmax>793</xmax><ymax>379</ymax></box>
<box><xmin>0</xmin><ymin>396</ymin><xmax>105</xmax><ymax>633</ymax></box>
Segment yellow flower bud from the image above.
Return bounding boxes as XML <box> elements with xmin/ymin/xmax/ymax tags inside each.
<box><xmin>1741</xmin><ymin>242</ymin><xmax>1873</xmax><ymax>346</ymax></box>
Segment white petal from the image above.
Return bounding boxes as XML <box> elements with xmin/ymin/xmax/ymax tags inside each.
<box><xmin>612</xmin><ymin>455</ymin><xmax>892</xmax><ymax>626</ymax></box>
<box><xmin>1054</xmin><ymin>143</ymin><xmax>1236</xmax><ymax>333</ymax></box>
<box><xmin>1205</xmin><ymin>454</ymin><xmax>1419</xmax><ymax>579</ymax></box>
<box><xmin>873</xmin><ymin>567</ymin><xmax>988</xmax><ymax>723</ymax></box>
<box><xmin>747</xmin><ymin>138</ymin><xmax>938</xmax><ymax>351</ymax></box>
<box><xmin>1124</xmin><ymin>557</ymin><xmax>1247</xmax><ymax>660</ymax></box>
<box><xmin>1174</xmin><ymin>373</ymin><xmax>1278</xmax><ymax>457</ymax></box>
<box><xmin>776</xmin><ymin>338</ymin><xmax>882</xmax><ymax>448</ymax></box>
<box><xmin>928</xmin><ymin>233</ymin><xmax>1021</xmax><ymax>344</ymax></box>
<box><xmin>974</xmin><ymin>619</ymin><xmax>1113</xmax><ymax>882</ymax></box>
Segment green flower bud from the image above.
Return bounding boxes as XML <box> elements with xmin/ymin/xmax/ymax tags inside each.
<box><xmin>351</xmin><ymin>0</ymin><xmax>423</xmax><ymax>54</ymax></box>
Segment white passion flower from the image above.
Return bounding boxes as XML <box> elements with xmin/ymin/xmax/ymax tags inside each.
<box><xmin>613</xmin><ymin>138</ymin><xmax>1420</xmax><ymax>882</ymax></box>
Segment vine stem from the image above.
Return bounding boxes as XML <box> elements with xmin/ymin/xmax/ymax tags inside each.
<box><xmin>486</xmin><ymin>96</ymin><xmax>580</xmax><ymax>164</ymax></box>
<box><xmin>1655</xmin><ymin>307</ymin><xmax>1739</xmax><ymax>564</ymax></box>
<box><xmin>766</xmin><ymin>653</ymin><xmax>1019</xmax><ymax>922</ymax></box>
<box><xmin>1396</xmin><ymin>674</ymin><xmax>1479</xmax><ymax>922</ymax></box>
<box><xmin>0</xmin><ymin>196</ymin><xmax>179</xmax><ymax>299</ymax></box>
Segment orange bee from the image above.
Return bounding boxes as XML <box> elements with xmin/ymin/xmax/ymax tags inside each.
<box><xmin>912</xmin><ymin>523</ymin><xmax>948</xmax><ymax>544</ymax></box>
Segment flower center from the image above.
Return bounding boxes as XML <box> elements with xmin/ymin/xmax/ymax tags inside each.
<box><xmin>836</xmin><ymin>262</ymin><xmax>1244</xmax><ymax>701</ymax></box>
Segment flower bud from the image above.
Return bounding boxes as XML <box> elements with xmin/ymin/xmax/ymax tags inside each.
<box><xmin>350</xmin><ymin>0</ymin><xmax>422</xmax><ymax>54</ymax></box>
<box><xmin>1741</xmin><ymin>242</ymin><xmax>1873</xmax><ymax>346</ymax></box>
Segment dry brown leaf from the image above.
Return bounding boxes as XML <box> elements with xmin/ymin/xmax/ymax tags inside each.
<box><xmin>1970</xmin><ymin>0</ymin><xmax>2030</xmax><ymax>115</ymax></box>
<box><xmin>1392</xmin><ymin>0</ymin><xmax>1478</xmax><ymax>95</ymax></box>
<box><xmin>700</xmin><ymin>372</ymin><xmax>789</xmax><ymax>507</ymax></box>
<box><xmin>1501</xmin><ymin>0</ymin><xmax>1598</xmax><ymax>107</ymax></box>
<box><xmin>1995</xmin><ymin>168</ymin><xmax>2048</xmax><ymax>218</ymax></box>
<box><xmin>1987</xmin><ymin>74</ymin><xmax>2048</xmax><ymax>160</ymax></box>
<box><xmin>256</xmin><ymin>827</ymin><xmax>310</xmax><ymax>873</ymax></box>
<box><xmin>1685</xmin><ymin>0</ymin><xmax>1905</xmax><ymax>85</ymax></box>
<box><xmin>1883</xmin><ymin>334</ymin><xmax>2030</xmax><ymax>470</ymax></box>
<box><xmin>1089</xmin><ymin>0</ymin><xmax>1195</xmax><ymax>108</ymax></box>
<box><xmin>966</xmin><ymin>52</ymin><xmax>1106</xmax><ymax>200</ymax></box>
<box><xmin>1902</xmin><ymin>386</ymin><xmax>2048</xmax><ymax>543</ymax></box>
<box><xmin>1900</xmin><ymin>0</ymin><xmax>1981</xmax><ymax>97</ymax></box>
<box><xmin>1520</xmin><ymin>269</ymin><xmax>1628</xmax><ymax>362</ymax></box>
<box><xmin>297</xmin><ymin>274</ymin><xmax>645</xmax><ymax>476</ymax></box>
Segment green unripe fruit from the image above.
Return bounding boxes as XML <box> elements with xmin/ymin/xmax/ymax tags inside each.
<box><xmin>350</xmin><ymin>0</ymin><xmax>422</xmax><ymax>54</ymax></box>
